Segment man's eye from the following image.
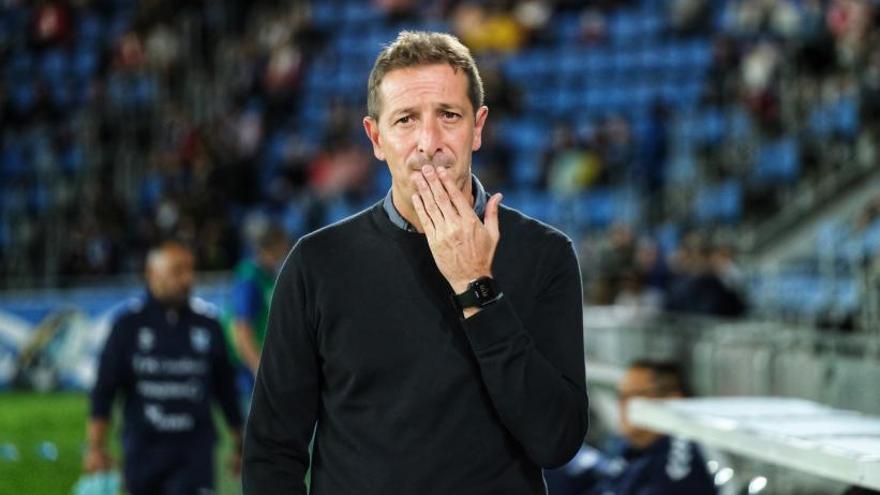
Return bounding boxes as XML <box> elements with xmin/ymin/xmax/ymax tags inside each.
<box><xmin>442</xmin><ymin>111</ymin><xmax>460</xmax><ymax>120</ymax></box>
<box><xmin>396</xmin><ymin>116</ymin><xmax>411</xmax><ymax>124</ymax></box>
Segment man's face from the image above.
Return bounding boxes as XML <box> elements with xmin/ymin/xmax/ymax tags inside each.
<box><xmin>363</xmin><ymin>63</ymin><xmax>488</xmax><ymax>204</ymax></box>
<box><xmin>146</xmin><ymin>245</ymin><xmax>195</xmax><ymax>306</ymax></box>
<box><xmin>617</xmin><ymin>367</ymin><xmax>672</xmax><ymax>449</ymax></box>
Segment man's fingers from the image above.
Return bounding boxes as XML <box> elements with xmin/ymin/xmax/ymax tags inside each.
<box><xmin>414</xmin><ymin>172</ymin><xmax>444</xmax><ymax>225</ymax></box>
<box><xmin>411</xmin><ymin>193</ymin><xmax>436</xmax><ymax>236</ymax></box>
<box><xmin>436</xmin><ymin>166</ymin><xmax>473</xmax><ymax>216</ymax></box>
<box><xmin>421</xmin><ymin>166</ymin><xmax>458</xmax><ymax>220</ymax></box>
<box><xmin>484</xmin><ymin>192</ymin><xmax>503</xmax><ymax>241</ymax></box>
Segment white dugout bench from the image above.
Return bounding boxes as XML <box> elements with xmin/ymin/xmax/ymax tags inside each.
<box><xmin>628</xmin><ymin>397</ymin><xmax>880</xmax><ymax>490</ymax></box>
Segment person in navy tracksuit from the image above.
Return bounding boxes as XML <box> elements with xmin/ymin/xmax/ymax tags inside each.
<box><xmin>84</xmin><ymin>241</ymin><xmax>243</xmax><ymax>495</ymax></box>
<box><xmin>545</xmin><ymin>360</ymin><xmax>716</xmax><ymax>495</ymax></box>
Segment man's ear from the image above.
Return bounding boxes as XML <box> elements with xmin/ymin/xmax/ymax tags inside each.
<box><xmin>363</xmin><ymin>116</ymin><xmax>385</xmax><ymax>161</ymax></box>
<box><xmin>472</xmin><ymin>105</ymin><xmax>489</xmax><ymax>152</ymax></box>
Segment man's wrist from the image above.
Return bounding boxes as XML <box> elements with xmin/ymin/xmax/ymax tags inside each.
<box><xmin>462</xmin><ymin>306</ymin><xmax>482</xmax><ymax>319</ymax></box>
<box><xmin>451</xmin><ymin>273</ymin><xmax>492</xmax><ymax>295</ymax></box>
<box><xmin>451</xmin><ymin>280</ymin><xmax>473</xmax><ymax>295</ymax></box>
<box><xmin>453</xmin><ymin>276</ymin><xmax>503</xmax><ymax>318</ymax></box>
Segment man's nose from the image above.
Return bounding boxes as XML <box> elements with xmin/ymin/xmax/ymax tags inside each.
<box><xmin>417</xmin><ymin>118</ymin><xmax>442</xmax><ymax>159</ymax></box>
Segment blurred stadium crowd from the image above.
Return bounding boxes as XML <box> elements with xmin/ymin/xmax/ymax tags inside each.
<box><xmin>1</xmin><ymin>0</ymin><xmax>879</xmax><ymax>330</ymax></box>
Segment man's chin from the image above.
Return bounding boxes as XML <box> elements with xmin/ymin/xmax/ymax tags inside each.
<box><xmin>167</xmin><ymin>294</ymin><xmax>191</xmax><ymax>307</ymax></box>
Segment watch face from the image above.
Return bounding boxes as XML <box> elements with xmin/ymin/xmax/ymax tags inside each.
<box><xmin>471</xmin><ymin>278</ymin><xmax>497</xmax><ymax>302</ymax></box>
<box><xmin>476</xmin><ymin>282</ymin><xmax>492</xmax><ymax>299</ymax></box>
<box><xmin>456</xmin><ymin>277</ymin><xmax>501</xmax><ymax>309</ymax></box>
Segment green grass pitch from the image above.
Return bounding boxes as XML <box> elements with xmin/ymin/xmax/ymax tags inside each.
<box><xmin>0</xmin><ymin>392</ymin><xmax>242</xmax><ymax>495</ymax></box>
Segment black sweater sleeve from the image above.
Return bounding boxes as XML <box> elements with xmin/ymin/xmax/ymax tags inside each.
<box><xmin>90</xmin><ymin>321</ymin><xmax>125</xmax><ymax>419</ymax></box>
<box><xmin>243</xmin><ymin>247</ymin><xmax>317</xmax><ymax>495</ymax></box>
<box><xmin>461</xmin><ymin>237</ymin><xmax>589</xmax><ymax>468</ymax></box>
<box><xmin>211</xmin><ymin>322</ymin><xmax>244</xmax><ymax>430</ymax></box>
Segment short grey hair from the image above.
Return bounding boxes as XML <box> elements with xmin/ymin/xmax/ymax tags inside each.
<box><xmin>367</xmin><ymin>31</ymin><xmax>484</xmax><ymax>122</ymax></box>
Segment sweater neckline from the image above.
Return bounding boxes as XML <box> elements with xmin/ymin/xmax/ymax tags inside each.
<box><xmin>369</xmin><ymin>200</ymin><xmax>431</xmax><ymax>244</ymax></box>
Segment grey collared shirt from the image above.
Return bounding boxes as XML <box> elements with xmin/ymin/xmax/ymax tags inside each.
<box><xmin>383</xmin><ymin>174</ymin><xmax>489</xmax><ymax>232</ymax></box>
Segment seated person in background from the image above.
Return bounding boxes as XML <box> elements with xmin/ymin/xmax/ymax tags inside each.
<box><xmin>545</xmin><ymin>360</ymin><xmax>716</xmax><ymax>495</ymax></box>
<box><xmin>843</xmin><ymin>488</ymin><xmax>880</xmax><ymax>495</ymax></box>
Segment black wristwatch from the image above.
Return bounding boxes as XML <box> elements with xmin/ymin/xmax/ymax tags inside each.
<box><xmin>454</xmin><ymin>276</ymin><xmax>503</xmax><ymax>310</ymax></box>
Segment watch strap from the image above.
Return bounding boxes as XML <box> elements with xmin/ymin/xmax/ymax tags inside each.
<box><xmin>454</xmin><ymin>277</ymin><xmax>503</xmax><ymax>310</ymax></box>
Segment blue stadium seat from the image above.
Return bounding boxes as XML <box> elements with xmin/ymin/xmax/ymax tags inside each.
<box><xmin>503</xmin><ymin>190</ymin><xmax>560</xmax><ymax>224</ymax></box>
<box><xmin>499</xmin><ymin>119</ymin><xmax>549</xmax><ymax>153</ymax></box>
<box><xmin>373</xmin><ymin>167</ymin><xmax>392</xmax><ymax>193</ymax></box>
<box><xmin>76</xmin><ymin>12</ymin><xmax>105</xmax><ymax>48</ymax></box>
<box><xmin>503</xmin><ymin>56</ymin><xmax>530</xmax><ymax>80</ymax></box>
<box><xmin>726</xmin><ymin>107</ymin><xmax>752</xmax><ymax>140</ymax></box>
<box><xmin>637</xmin><ymin>46</ymin><xmax>663</xmax><ymax>73</ymax></box>
<box><xmin>673</xmin><ymin>111</ymin><xmax>697</xmax><ymax>143</ymax></box>
<box><xmin>107</xmin><ymin>11</ymin><xmax>133</xmax><ymax>41</ymax></box>
<box><xmin>638</xmin><ymin>12</ymin><xmax>665</xmax><ymax>39</ymax></box>
<box><xmin>1</xmin><ymin>5</ymin><xmax>30</xmax><ymax>47</ymax></box>
<box><xmin>133</xmin><ymin>75</ymin><xmax>158</xmax><ymax>108</ymax></box>
<box><xmin>0</xmin><ymin>185</ymin><xmax>27</xmax><ymax>216</ymax></box>
<box><xmin>551</xmin><ymin>89</ymin><xmax>579</xmax><ymax>116</ymax></box>
<box><xmin>815</xmin><ymin>220</ymin><xmax>850</xmax><ymax>261</ymax></box>
<box><xmin>59</xmin><ymin>144</ymin><xmax>85</xmax><ymax>176</ymax></box>
<box><xmin>71</xmin><ymin>48</ymin><xmax>99</xmax><ymax>82</ymax></box>
<box><xmin>863</xmin><ymin>219</ymin><xmax>880</xmax><ymax>256</ymax></box>
<box><xmin>10</xmin><ymin>82</ymin><xmax>37</xmax><ymax>116</ymax></box>
<box><xmin>609</xmin><ymin>13</ymin><xmax>640</xmax><ymax>45</ymax></box>
<box><xmin>6</xmin><ymin>51</ymin><xmax>34</xmax><ymax>83</ymax></box>
<box><xmin>71</xmin><ymin>79</ymin><xmax>93</xmax><ymax>107</ymax></box>
<box><xmin>697</xmin><ymin>107</ymin><xmax>726</xmax><ymax>144</ymax></box>
<box><xmin>654</xmin><ymin>222</ymin><xmax>680</xmax><ymax>255</ymax></box>
<box><xmin>553</xmin><ymin>12</ymin><xmax>582</xmax><ymax>42</ymax></box>
<box><xmin>687</xmin><ymin>42</ymin><xmax>712</xmax><ymax>69</ymax></box>
<box><xmin>557</xmin><ymin>49</ymin><xmax>583</xmax><ymax>77</ymax></box>
<box><xmin>835</xmin><ymin>277</ymin><xmax>860</xmax><ymax>314</ymax></box>
<box><xmin>753</xmin><ymin>136</ymin><xmax>800</xmax><ymax>185</ymax></box>
<box><xmin>627</xmin><ymin>84</ymin><xmax>652</xmax><ymax>108</ymax></box>
<box><xmin>54</xmin><ymin>83</ymin><xmax>76</xmax><ymax>111</ymax></box>
<box><xmin>0</xmin><ymin>140</ymin><xmax>29</xmax><ymax>180</ymax></box>
<box><xmin>281</xmin><ymin>201</ymin><xmax>307</xmax><ymax>238</ymax></box>
<box><xmin>666</xmin><ymin>146</ymin><xmax>697</xmax><ymax>184</ymax></box>
<box><xmin>261</xmin><ymin>130</ymin><xmax>291</xmax><ymax>173</ymax></box>
<box><xmin>588</xmin><ymin>51</ymin><xmax>614</xmax><ymax>77</ymax></box>
<box><xmin>323</xmin><ymin>197</ymin><xmax>368</xmax><ymax>226</ymax></box>
<box><xmin>810</xmin><ymin>96</ymin><xmax>859</xmax><ymax>139</ymax></box>
<box><xmin>833</xmin><ymin>97</ymin><xmax>859</xmax><ymax>138</ymax></box>
<box><xmin>335</xmin><ymin>31</ymin><xmax>360</xmax><ymax>55</ymax></box>
<box><xmin>662</xmin><ymin>44</ymin><xmax>689</xmax><ymax>73</ymax></box>
<box><xmin>311</xmin><ymin>2</ymin><xmax>337</xmax><ymax>28</ymax></box>
<box><xmin>340</xmin><ymin>2</ymin><xmax>380</xmax><ymax>25</ymax></box>
<box><xmin>572</xmin><ymin>188</ymin><xmax>619</xmax><ymax>229</ymax></box>
<box><xmin>138</xmin><ymin>172</ymin><xmax>163</xmax><ymax>213</ymax></box>
<box><xmin>693</xmin><ymin>180</ymin><xmax>742</xmax><ymax>224</ymax></box>
<box><xmin>40</xmin><ymin>49</ymin><xmax>68</xmax><ymax>86</ymax></box>
<box><xmin>28</xmin><ymin>182</ymin><xmax>50</xmax><ymax>214</ymax></box>
<box><xmin>510</xmin><ymin>151</ymin><xmax>544</xmax><ymax>188</ymax></box>
<box><xmin>612</xmin><ymin>49</ymin><xmax>640</xmax><ymax>75</ymax></box>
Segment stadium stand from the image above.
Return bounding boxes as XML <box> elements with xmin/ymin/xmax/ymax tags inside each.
<box><xmin>2</xmin><ymin>1</ymin><xmax>880</xmax><ymax>493</ymax></box>
<box><xmin>1</xmin><ymin>0</ymin><xmax>879</xmax><ymax>333</ymax></box>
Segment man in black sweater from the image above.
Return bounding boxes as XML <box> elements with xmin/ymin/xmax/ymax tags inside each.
<box><xmin>243</xmin><ymin>31</ymin><xmax>589</xmax><ymax>494</ymax></box>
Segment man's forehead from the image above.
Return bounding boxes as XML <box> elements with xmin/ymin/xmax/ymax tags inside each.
<box><xmin>156</xmin><ymin>246</ymin><xmax>194</xmax><ymax>267</ymax></box>
<box><xmin>382</xmin><ymin>62</ymin><xmax>464</xmax><ymax>83</ymax></box>
<box><xmin>379</xmin><ymin>64</ymin><xmax>470</xmax><ymax>110</ymax></box>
